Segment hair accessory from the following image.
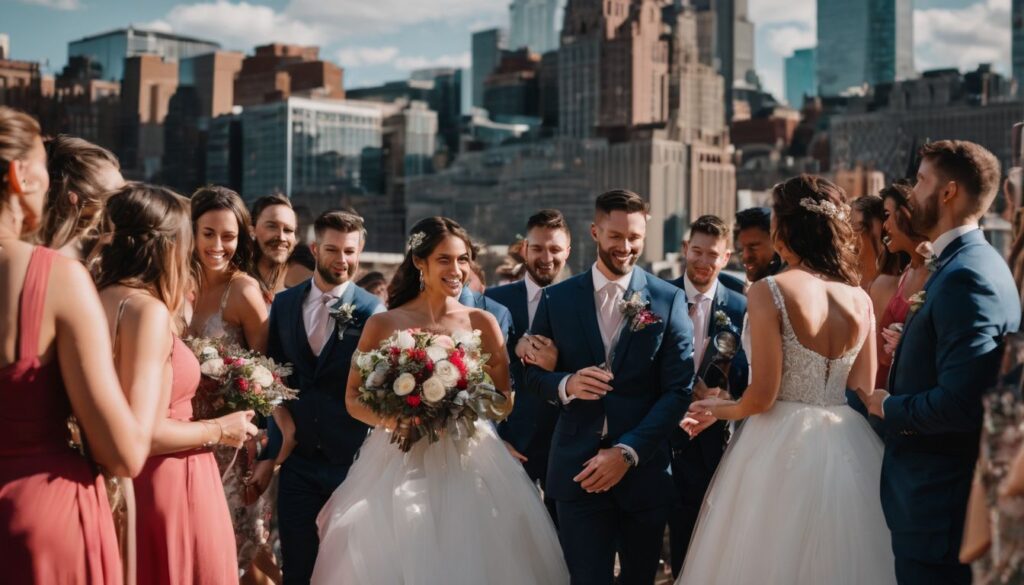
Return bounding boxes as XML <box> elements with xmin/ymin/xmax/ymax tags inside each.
<box><xmin>407</xmin><ymin>231</ymin><xmax>426</xmax><ymax>251</ymax></box>
<box><xmin>799</xmin><ymin>197</ymin><xmax>847</xmax><ymax>220</ymax></box>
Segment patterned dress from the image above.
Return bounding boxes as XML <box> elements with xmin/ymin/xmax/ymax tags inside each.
<box><xmin>973</xmin><ymin>332</ymin><xmax>1024</xmax><ymax>585</ymax></box>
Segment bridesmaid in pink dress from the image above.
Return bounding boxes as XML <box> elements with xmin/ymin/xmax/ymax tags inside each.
<box><xmin>868</xmin><ymin>183</ymin><xmax>930</xmax><ymax>389</ymax></box>
<box><xmin>87</xmin><ymin>183</ymin><xmax>259</xmax><ymax>584</ymax></box>
<box><xmin>0</xmin><ymin>107</ymin><xmax>156</xmax><ymax>583</ymax></box>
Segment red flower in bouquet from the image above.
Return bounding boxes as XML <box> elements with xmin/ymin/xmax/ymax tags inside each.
<box><xmin>406</xmin><ymin>395</ymin><xmax>422</xmax><ymax>407</ymax></box>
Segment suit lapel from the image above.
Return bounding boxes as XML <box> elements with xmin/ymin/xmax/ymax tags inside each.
<box><xmin>316</xmin><ymin>282</ymin><xmax>358</xmax><ymax>373</ymax></box>
<box><xmin>709</xmin><ymin>285</ymin><xmax>729</xmax><ymax>337</ymax></box>
<box><xmin>611</xmin><ymin>269</ymin><xmax>648</xmax><ymax>373</ymax></box>
<box><xmin>509</xmin><ymin>280</ymin><xmax>529</xmax><ymax>334</ymax></box>
<box><xmin>292</xmin><ymin>280</ymin><xmax>318</xmax><ymax>372</ymax></box>
<box><xmin>577</xmin><ymin>271</ymin><xmax>608</xmax><ymax>365</ymax></box>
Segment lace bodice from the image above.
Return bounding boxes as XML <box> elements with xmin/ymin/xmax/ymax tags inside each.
<box><xmin>766</xmin><ymin>276</ymin><xmax>869</xmax><ymax>407</ymax></box>
<box><xmin>195</xmin><ymin>280</ymin><xmax>246</xmax><ymax>347</ymax></box>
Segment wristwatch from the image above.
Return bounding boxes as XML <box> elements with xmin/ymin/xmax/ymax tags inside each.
<box><xmin>619</xmin><ymin>446</ymin><xmax>637</xmax><ymax>467</ymax></box>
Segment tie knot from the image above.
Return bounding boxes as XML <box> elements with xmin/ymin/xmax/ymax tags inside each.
<box><xmin>321</xmin><ymin>294</ymin><xmax>336</xmax><ymax>307</ymax></box>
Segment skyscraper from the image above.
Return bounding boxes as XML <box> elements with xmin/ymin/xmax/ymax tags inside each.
<box><xmin>817</xmin><ymin>0</ymin><xmax>913</xmax><ymax>96</ymax></box>
<box><xmin>509</xmin><ymin>0</ymin><xmax>563</xmax><ymax>55</ymax></box>
<box><xmin>785</xmin><ymin>48</ymin><xmax>816</xmax><ymax>107</ymax></box>
<box><xmin>68</xmin><ymin>27</ymin><xmax>219</xmax><ymax>82</ymax></box>
<box><xmin>688</xmin><ymin>0</ymin><xmax>755</xmax><ymax>122</ymax></box>
<box><xmin>1014</xmin><ymin>0</ymin><xmax>1023</xmax><ymax>91</ymax></box>
<box><xmin>471</xmin><ymin>28</ymin><xmax>507</xmax><ymax>108</ymax></box>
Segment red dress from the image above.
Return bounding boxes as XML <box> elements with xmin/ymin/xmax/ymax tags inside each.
<box><xmin>134</xmin><ymin>336</ymin><xmax>238</xmax><ymax>584</ymax></box>
<box><xmin>0</xmin><ymin>246</ymin><xmax>123</xmax><ymax>584</ymax></box>
<box><xmin>876</xmin><ymin>271</ymin><xmax>912</xmax><ymax>390</ymax></box>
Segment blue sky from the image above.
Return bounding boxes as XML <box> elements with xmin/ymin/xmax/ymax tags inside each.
<box><xmin>6</xmin><ymin>0</ymin><xmax>1014</xmax><ymax>104</ymax></box>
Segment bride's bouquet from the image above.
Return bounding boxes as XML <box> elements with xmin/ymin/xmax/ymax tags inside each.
<box><xmin>354</xmin><ymin>328</ymin><xmax>510</xmax><ymax>452</ymax></box>
<box><xmin>186</xmin><ymin>337</ymin><xmax>298</xmax><ymax>418</ymax></box>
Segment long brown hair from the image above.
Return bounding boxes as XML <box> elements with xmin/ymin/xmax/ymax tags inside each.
<box><xmin>91</xmin><ymin>183</ymin><xmax>193</xmax><ymax>319</ymax></box>
<box><xmin>851</xmin><ymin>193</ymin><xmax>904</xmax><ymax>276</ymax></box>
<box><xmin>189</xmin><ymin>185</ymin><xmax>254</xmax><ymax>293</ymax></box>
<box><xmin>249</xmin><ymin>193</ymin><xmax>294</xmax><ymax>299</ymax></box>
<box><xmin>772</xmin><ymin>175</ymin><xmax>860</xmax><ymax>286</ymax></box>
<box><xmin>41</xmin><ymin>135</ymin><xmax>120</xmax><ymax>253</ymax></box>
<box><xmin>0</xmin><ymin>106</ymin><xmax>41</xmax><ymax>214</ymax></box>
<box><xmin>387</xmin><ymin>217</ymin><xmax>473</xmax><ymax>309</ymax></box>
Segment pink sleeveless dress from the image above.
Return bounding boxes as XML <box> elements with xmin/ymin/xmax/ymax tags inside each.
<box><xmin>133</xmin><ymin>336</ymin><xmax>238</xmax><ymax>584</ymax></box>
<box><xmin>876</xmin><ymin>271</ymin><xmax>912</xmax><ymax>390</ymax></box>
<box><xmin>0</xmin><ymin>246</ymin><xmax>123</xmax><ymax>584</ymax></box>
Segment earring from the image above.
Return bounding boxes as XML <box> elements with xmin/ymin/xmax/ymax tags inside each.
<box><xmin>418</xmin><ymin>271</ymin><xmax>425</xmax><ymax>292</ymax></box>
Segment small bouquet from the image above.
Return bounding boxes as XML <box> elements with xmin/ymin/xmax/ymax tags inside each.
<box><xmin>354</xmin><ymin>328</ymin><xmax>511</xmax><ymax>452</ymax></box>
<box><xmin>186</xmin><ymin>337</ymin><xmax>298</xmax><ymax>418</ymax></box>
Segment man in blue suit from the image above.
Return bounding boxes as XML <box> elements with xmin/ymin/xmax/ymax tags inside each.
<box><xmin>259</xmin><ymin>211</ymin><xmax>384</xmax><ymax>585</ymax></box>
<box><xmin>526</xmin><ymin>190</ymin><xmax>695</xmax><ymax>585</ymax></box>
<box><xmin>665</xmin><ymin>215</ymin><xmax>749</xmax><ymax>577</ymax></box>
<box><xmin>866</xmin><ymin>141</ymin><xmax>1022</xmax><ymax>585</ymax></box>
<box><xmin>458</xmin><ymin>282</ymin><xmax>513</xmax><ymax>342</ymax></box>
<box><xmin>486</xmin><ymin>209</ymin><xmax>572</xmax><ymax>522</ymax></box>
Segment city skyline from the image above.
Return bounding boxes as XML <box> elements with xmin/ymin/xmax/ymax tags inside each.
<box><xmin>4</xmin><ymin>0</ymin><xmax>1014</xmax><ymax>104</ymax></box>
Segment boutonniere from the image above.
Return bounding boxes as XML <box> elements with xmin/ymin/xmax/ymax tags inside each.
<box><xmin>908</xmin><ymin>291</ymin><xmax>927</xmax><ymax>314</ymax></box>
<box><xmin>916</xmin><ymin>241</ymin><xmax>938</xmax><ymax>272</ymax></box>
<box><xmin>618</xmin><ymin>290</ymin><xmax>663</xmax><ymax>332</ymax></box>
<box><xmin>328</xmin><ymin>302</ymin><xmax>359</xmax><ymax>339</ymax></box>
<box><xmin>713</xmin><ymin>309</ymin><xmax>733</xmax><ymax>330</ymax></box>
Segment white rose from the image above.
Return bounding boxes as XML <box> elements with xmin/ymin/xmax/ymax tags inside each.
<box><xmin>422</xmin><ymin>376</ymin><xmax>446</xmax><ymax>403</ymax></box>
<box><xmin>199</xmin><ymin>346</ymin><xmax>219</xmax><ymax>360</ymax></box>
<box><xmin>434</xmin><ymin>360</ymin><xmax>461</xmax><ymax>386</ymax></box>
<box><xmin>366</xmin><ymin>370</ymin><xmax>387</xmax><ymax>389</ymax></box>
<box><xmin>251</xmin><ymin>365</ymin><xmax>275</xmax><ymax>387</ymax></box>
<box><xmin>393</xmin><ymin>373</ymin><xmax>416</xmax><ymax>396</ymax></box>
<box><xmin>452</xmin><ymin>330</ymin><xmax>475</xmax><ymax>348</ymax></box>
<box><xmin>425</xmin><ymin>345</ymin><xmax>449</xmax><ymax>363</ymax></box>
<box><xmin>356</xmin><ymin>352</ymin><xmax>375</xmax><ymax>371</ymax></box>
<box><xmin>200</xmin><ymin>358</ymin><xmax>225</xmax><ymax>378</ymax></box>
<box><xmin>394</xmin><ymin>330</ymin><xmax>416</xmax><ymax>350</ymax></box>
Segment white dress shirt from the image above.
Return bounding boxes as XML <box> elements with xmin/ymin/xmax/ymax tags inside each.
<box><xmin>524</xmin><ymin>273</ymin><xmax>545</xmax><ymax>328</ymax></box>
<box><xmin>931</xmin><ymin>224</ymin><xmax>979</xmax><ymax>259</ymax></box>
<box><xmin>683</xmin><ymin>275</ymin><xmax>718</xmax><ymax>368</ymax></box>
<box><xmin>303</xmin><ymin>280</ymin><xmax>351</xmax><ymax>355</ymax></box>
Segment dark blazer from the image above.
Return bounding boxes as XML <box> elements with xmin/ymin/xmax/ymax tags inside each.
<box><xmin>266</xmin><ymin>280</ymin><xmax>384</xmax><ymax>465</ymax></box>
<box><xmin>486</xmin><ymin>280</ymin><xmax>561</xmax><ymax>463</ymax></box>
<box><xmin>882</xmin><ymin>229</ymin><xmax>1021</xmax><ymax>564</ymax></box>
<box><xmin>718</xmin><ymin>271</ymin><xmax>746</xmax><ymax>296</ymax></box>
<box><xmin>526</xmin><ymin>268</ymin><xmax>695</xmax><ymax>508</ymax></box>
<box><xmin>459</xmin><ymin>287</ymin><xmax>513</xmax><ymax>343</ymax></box>
<box><xmin>667</xmin><ymin>276</ymin><xmax>749</xmax><ymax>468</ymax></box>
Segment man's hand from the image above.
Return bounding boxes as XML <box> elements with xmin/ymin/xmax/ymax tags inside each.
<box><xmin>517</xmin><ymin>334</ymin><xmax>558</xmax><ymax>371</ymax></box>
<box><xmin>865</xmin><ymin>389</ymin><xmax>889</xmax><ymax>419</ymax></box>
<box><xmin>503</xmin><ymin>441</ymin><xmax>528</xmax><ymax>464</ymax></box>
<box><xmin>566</xmin><ymin>367</ymin><xmax>614</xmax><ymax>400</ymax></box>
<box><xmin>880</xmin><ymin>326</ymin><xmax>902</xmax><ymax>356</ymax></box>
<box><xmin>693</xmin><ymin>378</ymin><xmax>723</xmax><ymax>401</ymax></box>
<box><xmin>244</xmin><ymin>459</ymin><xmax>276</xmax><ymax>504</ymax></box>
<box><xmin>680</xmin><ymin>409</ymin><xmax>717</xmax><ymax>437</ymax></box>
<box><xmin>573</xmin><ymin>448</ymin><xmax>630</xmax><ymax>493</ymax></box>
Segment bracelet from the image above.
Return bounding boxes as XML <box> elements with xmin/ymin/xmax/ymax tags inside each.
<box><xmin>201</xmin><ymin>420</ymin><xmax>224</xmax><ymax>448</ymax></box>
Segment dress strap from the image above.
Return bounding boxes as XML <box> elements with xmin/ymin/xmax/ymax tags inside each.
<box><xmin>112</xmin><ymin>293</ymin><xmax>147</xmax><ymax>362</ymax></box>
<box><xmin>764</xmin><ymin>276</ymin><xmax>794</xmax><ymax>338</ymax></box>
<box><xmin>18</xmin><ymin>246</ymin><xmax>57</xmax><ymax>361</ymax></box>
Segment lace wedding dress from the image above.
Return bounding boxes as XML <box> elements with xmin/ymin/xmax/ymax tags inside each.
<box><xmin>677</xmin><ymin>277</ymin><xmax>896</xmax><ymax>584</ymax></box>
<box><xmin>311</xmin><ymin>329</ymin><xmax>569</xmax><ymax>585</ymax></box>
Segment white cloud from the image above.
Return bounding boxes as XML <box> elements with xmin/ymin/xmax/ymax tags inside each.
<box><xmin>749</xmin><ymin>0</ymin><xmax>814</xmax><ymax>28</ymax></box>
<box><xmin>914</xmin><ymin>0</ymin><xmax>1011</xmax><ymax>74</ymax></box>
<box><xmin>285</xmin><ymin>0</ymin><xmax>506</xmax><ymax>36</ymax></box>
<box><xmin>336</xmin><ymin>46</ymin><xmax>400</xmax><ymax>68</ymax></box>
<box><xmin>765</xmin><ymin>23</ymin><xmax>816</xmax><ymax>60</ymax></box>
<box><xmin>148</xmin><ymin>1</ymin><xmax>331</xmax><ymax>50</ymax></box>
<box><xmin>394</xmin><ymin>51</ymin><xmax>471</xmax><ymax>71</ymax></box>
<box><xmin>19</xmin><ymin>0</ymin><xmax>79</xmax><ymax>10</ymax></box>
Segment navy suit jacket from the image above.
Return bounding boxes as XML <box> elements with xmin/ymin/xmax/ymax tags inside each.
<box><xmin>459</xmin><ymin>287</ymin><xmax>513</xmax><ymax>343</ymax></box>
<box><xmin>718</xmin><ymin>272</ymin><xmax>746</xmax><ymax>296</ymax></box>
<box><xmin>526</xmin><ymin>268</ymin><xmax>695</xmax><ymax>508</ymax></box>
<box><xmin>667</xmin><ymin>276</ymin><xmax>749</xmax><ymax>468</ymax></box>
<box><xmin>486</xmin><ymin>280</ymin><xmax>561</xmax><ymax>457</ymax></box>
<box><xmin>266</xmin><ymin>280</ymin><xmax>383</xmax><ymax>465</ymax></box>
<box><xmin>882</xmin><ymin>229</ymin><xmax>1021</xmax><ymax>563</ymax></box>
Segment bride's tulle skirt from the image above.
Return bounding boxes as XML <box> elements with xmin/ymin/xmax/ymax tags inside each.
<box><xmin>678</xmin><ymin>401</ymin><xmax>897</xmax><ymax>585</ymax></box>
<box><xmin>312</xmin><ymin>422</ymin><xmax>569</xmax><ymax>585</ymax></box>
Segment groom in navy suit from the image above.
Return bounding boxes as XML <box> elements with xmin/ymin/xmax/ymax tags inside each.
<box><xmin>261</xmin><ymin>211</ymin><xmax>384</xmax><ymax>585</ymax></box>
<box><xmin>486</xmin><ymin>209</ymin><xmax>573</xmax><ymax>522</ymax></box>
<box><xmin>526</xmin><ymin>190</ymin><xmax>695</xmax><ymax>585</ymax></box>
<box><xmin>666</xmin><ymin>214</ymin><xmax>749</xmax><ymax>577</ymax></box>
<box><xmin>867</xmin><ymin>141</ymin><xmax>1021</xmax><ymax>585</ymax></box>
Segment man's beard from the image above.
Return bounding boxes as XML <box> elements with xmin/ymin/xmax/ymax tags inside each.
<box><xmin>685</xmin><ymin>264</ymin><xmax>715</xmax><ymax>287</ymax></box>
<box><xmin>910</xmin><ymin>188</ymin><xmax>941</xmax><ymax>236</ymax></box>
<box><xmin>748</xmin><ymin>254</ymin><xmax>779</xmax><ymax>282</ymax></box>
<box><xmin>317</xmin><ymin>260</ymin><xmax>349</xmax><ymax>286</ymax></box>
<box><xmin>597</xmin><ymin>244</ymin><xmax>637</xmax><ymax>277</ymax></box>
<box><xmin>259</xmin><ymin>239</ymin><xmax>291</xmax><ymax>265</ymax></box>
<box><xmin>525</xmin><ymin>260</ymin><xmax>560</xmax><ymax>287</ymax></box>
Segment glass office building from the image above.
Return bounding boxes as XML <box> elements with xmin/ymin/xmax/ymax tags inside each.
<box><xmin>68</xmin><ymin>27</ymin><xmax>219</xmax><ymax>81</ymax></box>
<box><xmin>817</xmin><ymin>0</ymin><xmax>913</xmax><ymax>96</ymax></box>
<box><xmin>785</xmin><ymin>47</ymin><xmax>817</xmax><ymax>107</ymax></box>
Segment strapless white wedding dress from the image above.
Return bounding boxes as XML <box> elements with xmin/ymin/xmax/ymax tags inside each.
<box><xmin>311</xmin><ymin>331</ymin><xmax>569</xmax><ymax>585</ymax></box>
<box><xmin>677</xmin><ymin>277</ymin><xmax>896</xmax><ymax>585</ymax></box>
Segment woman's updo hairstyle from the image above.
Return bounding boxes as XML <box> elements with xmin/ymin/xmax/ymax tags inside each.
<box><xmin>387</xmin><ymin>216</ymin><xmax>473</xmax><ymax>309</ymax></box>
<box><xmin>771</xmin><ymin>174</ymin><xmax>860</xmax><ymax>286</ymax></box>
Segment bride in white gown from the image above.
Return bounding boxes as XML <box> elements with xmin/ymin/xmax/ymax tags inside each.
<box><xmin>678</xmin><ymin>176</ymin><xmax>897</xmax><ymax>585</ymax></box>
<box><xmin>311</xmin><ymin>217</ymin><xmax>568</xmax><ymax>585</ymax></box>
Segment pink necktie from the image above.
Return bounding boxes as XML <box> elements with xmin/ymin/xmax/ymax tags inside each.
<box><xmin>308</xmin><ymin>294</ymin><xmax>336</xmax><ymax>356</ymax></box>
<box><xmin>693</xmin><ymin>294</ymin><xmax>709</xmax><ymax>366</ymax></box>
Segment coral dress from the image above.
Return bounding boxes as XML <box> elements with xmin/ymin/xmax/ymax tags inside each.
<box><xmin>0</xmin><ymin>246</ymin><xmax>123</xmax><ymax>584</ymax></box>
<box><xmin>134</xmin><ymin>335</ymin><xmax>239</xmax><ymax>584</ymax></box>
<box><xmin>875</xmin><ymin>271</ymin><xmax>912</xmax><ymax>390</ymax></box>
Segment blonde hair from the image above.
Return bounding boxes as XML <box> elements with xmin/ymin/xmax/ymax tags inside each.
<box><xmin>0</xmin><ymin>106</ymin><xmax>41</xmax><ymax>200</ymax></box>
<box><xmin>42</xmin><ymin>135</ymin><xmax>120</xmax><ymax>252</ymax></box>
